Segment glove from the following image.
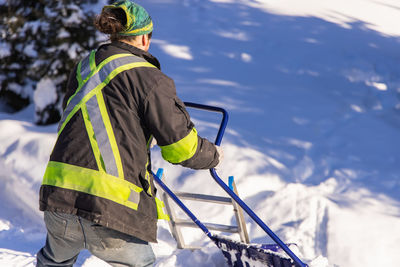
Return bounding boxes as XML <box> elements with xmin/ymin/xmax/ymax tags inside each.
<box><xmin>214</xmin><ymin>145</ymin><xmax>224</xmax><ymax>169</ymax></box>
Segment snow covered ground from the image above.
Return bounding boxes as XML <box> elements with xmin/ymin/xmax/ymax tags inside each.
<box><xmin>1</xmin><ymin>0</ymin><xmax>400</xmax><ymax>266</ymax></box>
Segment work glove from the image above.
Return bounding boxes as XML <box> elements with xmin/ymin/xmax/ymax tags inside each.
<box><xmin>214</xmin><ymin>145</ymin><xmax>224</xmax><ymax>169</ymax></box>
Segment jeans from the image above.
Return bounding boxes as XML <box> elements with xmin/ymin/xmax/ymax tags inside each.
<box><xmin>36</xmin><ymin>211</ymin><xmax>155</xmax><ymax>267</ymax></box>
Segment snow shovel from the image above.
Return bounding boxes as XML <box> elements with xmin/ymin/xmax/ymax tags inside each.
<box><xmin>152</xmin><ymin>102</ymin><xmax>308</xmax><ymax>267</ymax></box>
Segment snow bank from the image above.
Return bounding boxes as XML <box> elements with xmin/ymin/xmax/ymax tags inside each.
<box><xmin>237</xmin><ymin>0</ymin><xmax>400</xmax><ymax>37</ymax></box>
<box><xmin>0</xmin><ymin>106</ymin><xmax>56</xmax><ymax>226</ymax></box>
<box><xmin>0</xmin><ymin>249</ymin><xmax>35</xmax><ymax>267</ymax></box>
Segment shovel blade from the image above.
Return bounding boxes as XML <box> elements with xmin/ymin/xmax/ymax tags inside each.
<box><xmin>211</xmin><ymin>235</ymin><xmax>296</xmax><ymax>267</ymax></box>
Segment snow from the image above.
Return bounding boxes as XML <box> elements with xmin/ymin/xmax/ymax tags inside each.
<box><xmin>61</xmin><ymin>4</ymin><xmax>85</xmax><ymax>25</ymax></box>
<box><xmin>213</xmin><ymin>29</ymin><xmax>250</xmax><ymax>41</ymax></box>
<box><xmin>33</xmin><ymin>78</ymin><xmax>58</xmax><ymax>111</ymax></box>
<box><xmin>241</xmin><ymin>0</ymin><xmax>400</xmax><ymax>37</ymax></box>
<box><xmin>0</xmin><ymin>42</ymin><xmax>11</xmax><ymax>58</ymax></box>
<box><xmin>197</xmin><ymin>79</ymin><xmax>241</xmax><ymax>88</ymax></box>
<box><xmin>1</xmin><ymin>0</ymin><xmax>400</xmax><ymax>267</ymax></box>
<box><xmin>57</xmin><ymin>29</ymin><xmax>71</xmax><ymax>39</ymax></box>
<box><xmin>0</xmin><ymin>220</ymin><xmax>11</xmax><ymax>232</ymax></box>
<box><xmin>22</xmin><ymin>22</ymin><xmax>43</xmax><ymax>36</ymax></box>
<box><xmin>240</xmin><ymin>53</ymin><xmax>252</xmax><ymax>63</ymax></box>
<box><xmin>0</xmin><ymin>249</ymin><xmax>35</xmax><ymax>267</ymax></box>
<box><xmin>7</xmin><ymin>82</ymin><xmax>34</xmax><ymax>100</ymax></box>
<box><xmin>67</xmin><ymin>43</ymin><xmax>83</xmax><ymax>59</ymax></box>
<box><xmin>23</xmin><ymin>43</ymin><xmax>37</xmax><ymax>58</ymax></box>
<box><xmin>152</xmin><ymin>40</ymin><xmax>194</xmax><ymax>60</ymax></box>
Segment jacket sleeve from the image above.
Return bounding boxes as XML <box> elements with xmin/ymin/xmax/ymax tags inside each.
<box><xmin>143</xmin><ymin>76</ymin><xmax>219</xmax><ymax>170</ymax></box>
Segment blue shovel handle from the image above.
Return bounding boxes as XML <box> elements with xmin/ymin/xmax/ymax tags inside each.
<box><xmin>183</xmin><ymin>102</ymin><xmax>229</xmax><ymax>146</ymax></box>
<box><xmin>183</xmin><ymin>102</ymin><xmax>307</xmax><ymax>267</ymax></box>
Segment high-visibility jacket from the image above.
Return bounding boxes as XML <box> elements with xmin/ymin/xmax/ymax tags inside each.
<box><xmin>39</xmin><ymin>41</ymin><xmax>219</xmax><ymax>243</ymax></box>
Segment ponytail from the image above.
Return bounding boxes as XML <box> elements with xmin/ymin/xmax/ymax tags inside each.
<box><xmin>94</xmin><ymin>8</ymin><xmax>136</xmax><ymax>42</ymax></box>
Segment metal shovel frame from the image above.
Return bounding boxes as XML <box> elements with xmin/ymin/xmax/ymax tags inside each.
<box><xmin>152</xmin><ymin>102</ymin><xmax>307</xmax><ymax>267</ymax></box>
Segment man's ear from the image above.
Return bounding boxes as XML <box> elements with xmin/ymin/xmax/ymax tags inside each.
<box><xmin>142</xmin><ymin>34</ymin><xmax>151</xmax><ymax>51</ymax></box>
<box><xmin>142</xmin><ymin>34</ymin><xmax>149</xmax><ymax>46</ymax></box>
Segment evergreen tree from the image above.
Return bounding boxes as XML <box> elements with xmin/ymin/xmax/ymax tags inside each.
<box><xmin>0</xmin><ymin>0</ymin><xmax>101</xmax><ymax>124</ymax></box>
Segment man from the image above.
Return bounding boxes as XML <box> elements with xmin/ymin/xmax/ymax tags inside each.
<box><xmin>36</xmin><ymin>1</ymin><xmax>222</xmax><ymax>266</ymax></box>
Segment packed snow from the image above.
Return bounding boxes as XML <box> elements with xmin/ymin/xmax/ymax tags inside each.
<box><xmin>1</xmin><ymin>0</ymin><xmax>400</xmax><ymax>267</ymax></box>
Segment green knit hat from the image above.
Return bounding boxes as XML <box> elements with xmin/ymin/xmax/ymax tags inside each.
<box><xmin>103</xmin><ymin>0</ymin><xmax>153</xmax><ymax>36</ymax></box>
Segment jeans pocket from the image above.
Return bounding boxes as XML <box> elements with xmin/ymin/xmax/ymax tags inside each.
<box><xmin>44</xmin><ymin>211</ymin><xmax>68</xmax><ymax>238</ymax></box>
<box><xmin>91</xmin><ymin>225</ymin><xmax>131</xmax><ymax>250</ymax></box>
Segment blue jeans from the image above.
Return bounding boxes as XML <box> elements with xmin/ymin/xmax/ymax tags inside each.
<box><xmin>36</xmin><ymin>211</ymin><xmax>155</xmax><ymax>267</ymax></box>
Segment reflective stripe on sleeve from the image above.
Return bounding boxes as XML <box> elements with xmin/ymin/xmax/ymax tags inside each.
<box><xmin>159</xmin><ymin>128</ymin><xmax>198</xmax><ymax>164</ymax></box>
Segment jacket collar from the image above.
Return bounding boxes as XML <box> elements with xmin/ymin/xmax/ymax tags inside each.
<box><xmin>110</xmin><ymin>41</ymin><xmax>161</xmax><ymax>70</ymax></box>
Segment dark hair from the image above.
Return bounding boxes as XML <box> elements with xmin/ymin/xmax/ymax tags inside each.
<box><xmin>94</xmin><ymin>8</ymin><xmax>140</xmax><ymax>42</ymax></box>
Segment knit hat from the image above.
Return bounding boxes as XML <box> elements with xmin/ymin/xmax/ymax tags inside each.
<box><xmin>103</xmin><ymin>0</ymin><xmax>153</xmax><ymax>36</ymax></box>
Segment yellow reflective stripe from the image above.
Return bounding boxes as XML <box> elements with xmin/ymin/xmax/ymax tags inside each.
<box><xmin>94</xmin><ymin>53</ymin><xmax>133</xmax><ymax>75</ymax></box>
<box><xmin>96</xmin><ymin>91</ymin><xmax>124</xmax><ymax>179</ymax></box>
<box><xmin>58</xmin><ymin>61</ymin><xmax>156</xmax><ymax>135</ymax></box>
<box><xmin>76</xmin><ymin>60</ymin><xmax>83</xmax><ymax>87</ymax></box>
<box><xmin>160</xmin><ymin>128</ymin><xmax>198</xmax><ymax>164</ymax></box>
<box><xmin>89</xmin><ymin>50</ymin><xmax>96</xmax><ymax>72</ymax></box>
<box><xmin>146</xmin><ymin>135</ymin><xmax>153</xmax><ymax>148</ymax></box>
<box><xmin>43</xmin><ymin>161</ymin><xmax>142</xmax><ymax>210</ymax></box>
<box><xmin>155</xmin><ymin>197</ymin><xmax>170</xmax><ymax>221</ymax></box>
<box><xmin>145</xmin><ymin>166</ymin><xmax>151</xmax><ymax>196</ymax></box>
<box><xmin>65</xmin><ymin>53</ymin><xmax>133</xmax><ymax>110</ymax></box>
<box><xmin>81</xmin><ymin>103</ymin><xmax>105</xmax><ymax>172</ymax></box>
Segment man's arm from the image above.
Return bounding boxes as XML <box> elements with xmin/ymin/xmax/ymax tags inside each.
<box><xmin>143</xmin><ymin>77</ymin><xmax>220</xmax><ymax>169</ymax></box>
